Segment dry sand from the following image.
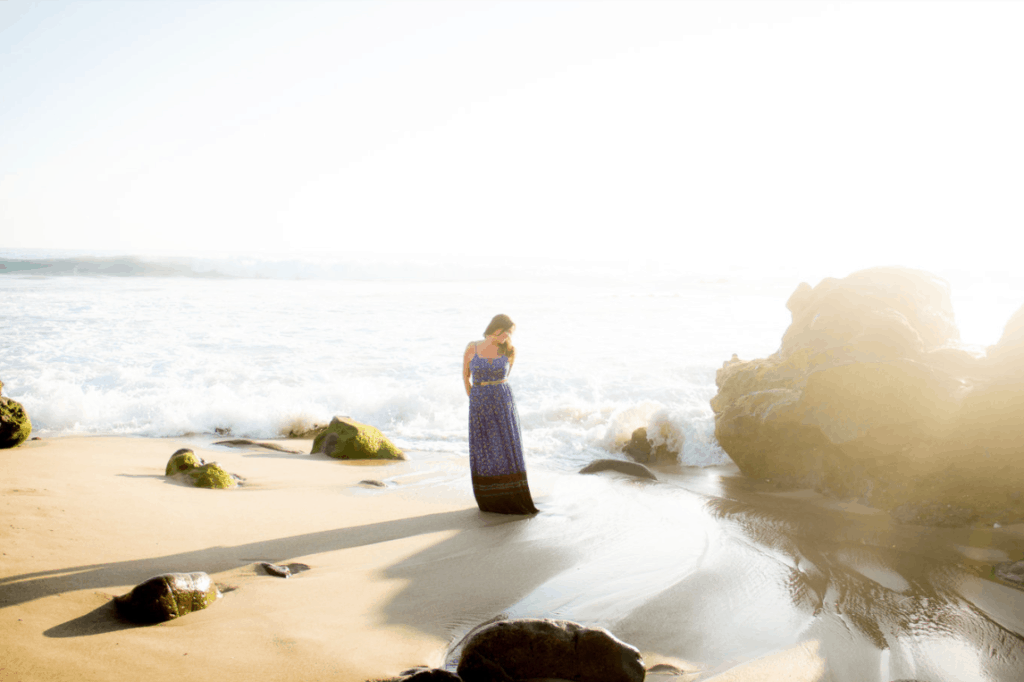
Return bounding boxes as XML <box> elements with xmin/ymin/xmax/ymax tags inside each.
<box><xmin>2</xmin><ymin>437</ymin><xmax>566</xmax><ymax>682</ymax></box>
<box><xmin>5</xmin><ymin>437</ymin><xmax>1023</xmax><ymax>682</ymax></box>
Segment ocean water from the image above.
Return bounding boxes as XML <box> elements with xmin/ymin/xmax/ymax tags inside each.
<box><xmin>0</xmin><ymin>251</ymin><xmax>798</xmax><ymax>471</ymax></box>
<box><xmin>3</xmin><ymin>250</ymin><xmax>1024</xmax><ymax>473</ymax></box>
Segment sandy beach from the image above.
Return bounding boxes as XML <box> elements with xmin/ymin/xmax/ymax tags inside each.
<box><xmin>1</xmin><ymin>437</ymin><xmax>515</xmax><ymax>681</ymax></box>
<box><xmin>4</xmin><ymin>436</ymin><xmax>1024</xmax><ymax>682</ymax></box>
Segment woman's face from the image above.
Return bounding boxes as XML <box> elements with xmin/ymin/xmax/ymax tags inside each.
<box><xmin>491</xmin><ymin>328</ymin><xmax>512</xmax><ymax>344</ymax></box>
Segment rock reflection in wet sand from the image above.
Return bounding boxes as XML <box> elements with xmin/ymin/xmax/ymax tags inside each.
<box><xmin>700</xmin><ymin>485</ymin><xmax>1024</xmax><ymax>681</ymax></box>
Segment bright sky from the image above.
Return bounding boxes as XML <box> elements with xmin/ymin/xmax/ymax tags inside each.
<box><xmin>2</xmin><ymin>0</ymin><xmax>1023</xmax><ymax>275</ymax></box>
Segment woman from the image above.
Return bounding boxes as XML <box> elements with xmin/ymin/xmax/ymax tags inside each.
<box><xmin>463</xmin><ymin>314</ymin><xmax>538</xmax><ymax>515</ymax></box>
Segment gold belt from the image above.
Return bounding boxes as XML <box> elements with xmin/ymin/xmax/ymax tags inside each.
<box><xmin>475</xmin><ymin>379</ymin><xmax>507</xmax><ymax>387</ymax></box>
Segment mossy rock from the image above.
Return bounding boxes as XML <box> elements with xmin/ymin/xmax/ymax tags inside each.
<box><xmin>311</xmin><ymin>416</ymin><xmax>405</xmax><ymax>460</ymax></box>
<box><xmin>165</xmin><ymin>448</ymin><xmax>204</xmax><ymax>476</ymax></box>
<box><xmin>115</xmin><ymin>572</ymin><xmax>221</xmax><ymax>623</ymax></box>
<box><xmin>0</xmin><ymin>396</ymin><xmax>32</xmax><ymax>449</ymax></box>
<box><xmin>186</xmin><ymin>462</ymin><xmax>237</xmax><ymax>489</ymax></box>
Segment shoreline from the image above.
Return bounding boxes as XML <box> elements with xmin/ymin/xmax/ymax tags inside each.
<box><xmin>4</xmin><ymin>437</ymin><xmax>1024</xmax><ymax>681</ymax></box>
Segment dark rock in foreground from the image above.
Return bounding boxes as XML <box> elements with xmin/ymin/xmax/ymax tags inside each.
<box><xmin>711</xmin><ymin>266</ymin><xmax>1024</xmax><ymax>526</ymax></box>
<box><xmin>622</xmin><ymin>426</ymin><xmax>679</xmax><ymax>464</ymax></box>
<box><xmin>397</xmin><ymin>669</ymin><xmax>462</xmax><ymax>682</ymax></box>
<box><xmin>115</xmin><ymin>572</ymin><xmax>220</xmax><ymax>623</ymax></box>
<box><xmin>579</xmin><ymin>459</ymin><xmax>658</xmax><ymax>481</ymax></box>
<box><xmin>312</xmin><ymin>416</ymin><xmax>405</xmax><ymax>460</ymax></box>
<box><xmin>456</xmin><ymin>618</ymin><xmax>644</xmax><ymax>682</ymax></box>
<box><xmin>0</xmin><ymin>379</ymin><xmax>32</xmax><ymax>448</ymax></box>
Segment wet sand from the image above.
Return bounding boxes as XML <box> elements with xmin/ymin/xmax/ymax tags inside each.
<box><xmin>2</xmin><ymin>437</ymin><xmax>1023</xmax><ymax>681</ymax></box>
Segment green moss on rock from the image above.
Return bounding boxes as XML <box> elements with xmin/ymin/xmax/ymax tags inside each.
<box><xmin>115</xmin><ymin>572</ymin><xmax>221</xmax><ymax>623</ymax></box>
<box><xmin>165</xmin><ymin>448</ymin><xmax>203</xmax><ymax>476</ymax></box>
<box><xmin>186</xmin><ymin>462</ymin><xmax>237</xmax><ymax>489</ymax></box>
<box><xmin>311</xmin><ymin>416</ymin><xmax>405</xmax><ymax>460</ymax></box>
<box><xmin>0</xmin><ymin>396</ymin><xmax>32</xmax><ymax>449</ymax></box>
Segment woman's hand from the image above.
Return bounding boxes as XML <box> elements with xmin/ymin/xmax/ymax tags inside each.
<box><xmin>463</xmin><ymin>342</ymin><xmax>475</xmax><ymax>397</ymax></box>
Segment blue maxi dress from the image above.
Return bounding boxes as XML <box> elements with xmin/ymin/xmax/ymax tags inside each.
<box><xmin>468</xmin><ymin>347</ymin><xmax>538</xmax><ymax>514</ymax></box>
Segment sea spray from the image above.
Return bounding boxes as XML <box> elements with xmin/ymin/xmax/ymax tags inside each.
<box><xmin>0</xmin><ymin>257</ymin><xmax>802</xmax><ymax>470</ymax></box>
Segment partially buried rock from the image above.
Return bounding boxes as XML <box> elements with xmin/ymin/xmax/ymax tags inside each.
<box><xmin>0</xmin><ymin>390</ymin><xmax>32</xmax><ymax>449</ymax></box>
<box><xmin>185</xmin><ymin>462</ymin><xmax>237</xmax><ymax>489</ymax></box>
<box><xmin>258</xmin><ymin>562</ymin><xmax>311</xmax><ymax>578</ymax></box>
<box><xmin>456</xmin><ymin>618</ymin><xmax>644</xmax><ymax>682</ymax></box>
<box><xmin>647</xmin><ymin>663</ymin><xmax>687</xmax><ymax>675</ymax></box>
<box><xmin>311</xmin><ymin>416</ymin><xmax>406</xmax><ymax>460</ymax></box>
<box><xmin>115</xmin><ymin>572</ymin><xmax>221</xmax><ymax>624</ymax></box>
<box><xmin>165</xmin><ymin>448</ymin><xmax>204</xmax><ymax>476</ymax></box>
<box><xmin>579</xmin><ymin>459</ymin><xmax>657</xmax><ymax>481</ymax></box>
<box><xmin>213</xmin><ymin>439</ymin><xmax>303</xmax><ymax>454</ymax></box>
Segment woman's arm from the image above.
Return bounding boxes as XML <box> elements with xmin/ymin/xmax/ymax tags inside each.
<box><xmin>463</xmin><ymin>343</ymin><xmax>474</xmax><ymax>397</ymax></box>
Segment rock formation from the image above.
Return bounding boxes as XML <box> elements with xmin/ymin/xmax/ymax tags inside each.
<box><xmin>311</xmin><ymin>416</ymin><xmax>406</xmax><ymax>460</ymax></box>
<box><xmin>456</xmin><ymin>618</ymin><xmax>644</xmax><ymax>682</ymax></box>
<box><xmin>115</xmin><ymin>572</ymin><xmax>220</xmax><ymax>623</ymax></box>
<box><xmin>0</xmin><ymin>377</ymin><xmax>32</xmax><ymax>449</ymax></box>
<box><xmin>622</xmin><ymin>426</ymin><xmax>679</xmax><ymax>464</ymax></box>
<box><xmin>711</xmin><ymin>266</ymin><xmax>1024</xmax><ymax>526</ymax></box>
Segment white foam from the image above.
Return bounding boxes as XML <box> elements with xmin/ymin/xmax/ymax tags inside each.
<box><xmin>0</xmin><ymin>266</ymin><xmax>795</xmax><ymax>470</ymax></box>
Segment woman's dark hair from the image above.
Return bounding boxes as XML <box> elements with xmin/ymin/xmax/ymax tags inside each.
<box><xmin>484</xmin><ymin>314</ymin><xmax>516</xmax><ymax>360</ymax></box>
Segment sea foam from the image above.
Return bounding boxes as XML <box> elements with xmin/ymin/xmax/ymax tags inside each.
<box><xmin>0</xmin><ymin>255</ymin><xmax>800</xmax><ymax>469</ymax></box>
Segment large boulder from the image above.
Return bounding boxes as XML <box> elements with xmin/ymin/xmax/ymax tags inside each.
<box><xmin>115</xmin><ymin>572</ymin><xmax>221</xmax><ymax>623</ymax></box>
<box><xmin>311</xmin><ymin>416</ymin><xmax>405</xmax><ymax>460</ymax></box>
<box><xmin>711</xmin><ymin>267</ymin><xmax>1024</xmax><ymax>526</ymax></box>
<box><xmin>0</xmin><ymin>378</ymin><xmax>32</xmax><ymax>448</ymax></box>
<box><xmin>456</xmin><ymin>618</ymin><xmax>644</xmax><ymax>682</ymax></box>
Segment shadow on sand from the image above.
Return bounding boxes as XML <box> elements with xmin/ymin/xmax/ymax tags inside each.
<box><xmin>2</xmin><ymin>507</ymin><xmax>564</xmax><ymax>642</ymax></box>
<box><xmin>43</xmin><ymin>600</ymin><xmax>141</xmax><ymax>638</ymax></box>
